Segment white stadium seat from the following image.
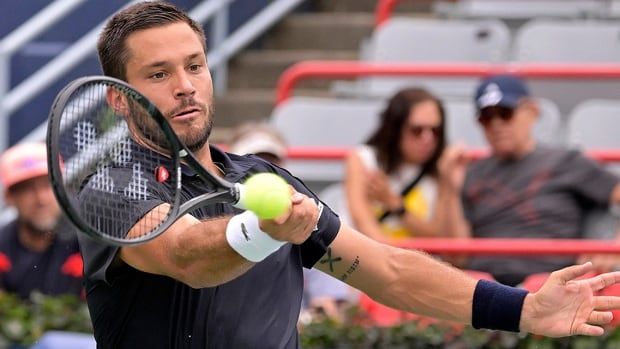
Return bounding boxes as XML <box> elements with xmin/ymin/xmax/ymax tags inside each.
<box><xmin>567</xmin><ymin>99</ymin><xmax>620</xmax><ymax>148</ymax></box>
<box><xmin>514</xmin><ymin>20</ymin><xmax>620</xmax><ymax>63</ymax></box>
<box><xmin>270</xmin><ymin>97</ymin><xmax>385</xmax><ymax>182</ymax></box>
<box><xmin>513</xmin><ymin>19</ymin><xmax>620</xmax><ymax>118</ymax></box>
<box><xmin>338</xmin><ymin>18</ymin><xmax>510</xmax><ymax>100</ymax></box>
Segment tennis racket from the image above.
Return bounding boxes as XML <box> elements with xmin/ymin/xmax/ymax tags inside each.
<box><xmin>46</xmin><ymin>76</ymin><xmax>262</xmax><ymax>246</ymax></box>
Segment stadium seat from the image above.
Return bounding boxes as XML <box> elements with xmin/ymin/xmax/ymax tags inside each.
<box><xmin>567</xmin><ymin>99</ymin><xmax>620</xmax><ymax>149</ymax></box>
<box><xmin>611</xmin><ymin>0</ymin><xmax>620</xmax><ymax>17</ymax></box>
<box><xmin>367</xmin><ymin>18</ymin><xmax>510</xmax><ymax>63</ymax></box>
<box><xmin>567</xmin><ymin>99</ymin><xmax>620</xmax><ymax>175</ymax></box>
<box><xmin>270</xmin><ymin>97</ymin><xmax>385</xmax><ymax>183</ymax></box>
<box><xmin>336</xmin><ymin>18</ymin><xmax>510</xmax><ymax>99</ymax></box>
<box><xmin>565</xmin><ymin>100</ymin><xmax>620</xmax><ymax>234</ymax></box>
<box><xmin>433</xmin><ymin>1</ymin><xmax>605</xmax><ymax>28</ymax></box>
<box><xmin>445</xmin><ymin>97</ymin><xmax>563</xmax><ymax>147</ymax></box>
<box><xmin>512</xmin><ymin>19</ymin><xmax>620</xmax><ymax>119</ymax></box>
<box><xmin>513</xmin><ymin>20</ymin><xmax>620</xmax><ymax>63</ymax></box>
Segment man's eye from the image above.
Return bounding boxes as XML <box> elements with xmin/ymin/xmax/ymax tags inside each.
<box><xmin>151</xmin><ymin>72</ymin><xmax>166</xmax><ymax>79</ymax></box>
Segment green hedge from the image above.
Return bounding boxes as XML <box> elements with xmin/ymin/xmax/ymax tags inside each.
<box><xmin>299</xmin><ymin>308</ymin><xmax>620</xmax><ymax>349</ymax></box>
<box><xmin>4</xmin><ymin>293</ymin><xmax>620</xmax><ymax>349</ymax></box>
<box><xmin>0</xmin><ymin>292</ymin><xmax>91</xmax><ymax>348</ymax></box>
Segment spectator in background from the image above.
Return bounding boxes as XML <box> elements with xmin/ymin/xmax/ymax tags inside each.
<box><xmin>344</xmin><ymin>87</ymin><xmax>453</xmax><ymax>242</ymax></box>
<box><xmin>0</xmin><ymin>142</ymin><xmax>82</xmax><ymax>299</ymax></box>
<box><xmin>229</xmin><ymin>121</ymin><xmax>288</xmax><ymax>166</ymax></box>
<box><xmin>343</xmin><ymin>88</ymin><xmax>465</xmax><ymax>326</ymax></box>
<box><xmin>441</xmin><ymin>74</ymin><xmax>620</xmax><ymax>287</ymax></box>
<box><xmin>228</xmin><ymin>122</ymin><xmax>356</xmax><ymax>322</ymax></box>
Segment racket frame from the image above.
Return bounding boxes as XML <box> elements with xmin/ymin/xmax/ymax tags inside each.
<box><xmin>47</xmin><ymin>76</ymin><xmax>242</xmax><ymax>245</ymax></box>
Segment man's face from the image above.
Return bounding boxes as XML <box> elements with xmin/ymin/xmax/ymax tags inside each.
<box><xmin>123</xmin><ymin>22</ymin><xmax>214</xmax><ymax>152</ymax></box>
<box><xmin>6</xmin><ymin>176</ymin><xmax>61</xmax><ymax>233</ymax></box>
<box><xmin>478</xmin><ymin>101</ymin><xmax>537</xmax><ymax>158</ymax></box>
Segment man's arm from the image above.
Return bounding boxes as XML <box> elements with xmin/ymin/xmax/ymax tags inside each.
<box><xmin>316</xmin><ymin>223</ymin><xmax>620</xmax><ymax>337</ymax></box>
<box><xmin>315</xmin><ymin>223</ymin><xmax>476</xmax><ymax>322</ymax></box>
<box><xmin>120</xmin><ymin>191</ymin><xmax>319</xmax><ymax>289</ymax></box>
<box><xmin>436</xmin><ymin>146</ymin><xmax>472</xmax><ymax>239</ymax></box>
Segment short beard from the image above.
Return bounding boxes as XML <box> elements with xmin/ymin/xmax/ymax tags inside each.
<box><xmin>167</xmin><ymin>99</ymin><xmax>214</xmax><ymax>153</ymax></box>
<box><xmin>184</xmin><ymin>109</ymin><xmax>213</xmax><ymax>152</ymax></box>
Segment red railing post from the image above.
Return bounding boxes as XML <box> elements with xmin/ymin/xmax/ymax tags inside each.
<box><xmin>375</xmin><ymin>0</ymin><xmax>400</xmax><ymax>27</ymax></box>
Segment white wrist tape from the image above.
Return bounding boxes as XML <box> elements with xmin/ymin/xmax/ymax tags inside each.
<box><xmin>225</xmin><ymin>211</ymin><xmax>285</xmax><ymax>262</ymax></box>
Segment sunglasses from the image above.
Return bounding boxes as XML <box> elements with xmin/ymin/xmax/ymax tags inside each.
<box><xmin>405</xmin><ymin>125</ymin><xmax>441</xmax><ymax>138</ymax></box>
<box><xmin>478</xmin><ymin>106</ymin><xmax>515</xmax><ymax>127</ymax></box>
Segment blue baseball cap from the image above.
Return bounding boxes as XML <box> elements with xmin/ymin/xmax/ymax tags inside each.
<box><xmin>474</xmin><ymin>74</ymin><xmax>530</xmax><ymax>111</ymax></box>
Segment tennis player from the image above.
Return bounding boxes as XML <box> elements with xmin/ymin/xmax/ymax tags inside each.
<box><xmin>78</xmin><ymin>2</ymin><xmax>620</xmax><ymax>348</ymax></box>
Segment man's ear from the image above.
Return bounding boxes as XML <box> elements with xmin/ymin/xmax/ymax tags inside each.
<box><xmin>106</xmin><ymin>87</ymin><xmax>129</xmax><ymax>116</ymax></box>
<box><xmin>521</xmin><ymin>98</ymin><xmax>540</xmax><ymax>121</ymax></box>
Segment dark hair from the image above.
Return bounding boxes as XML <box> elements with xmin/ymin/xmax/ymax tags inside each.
<box><xmin>97</xmin><ymin>1</ymin><xmax>206</xmax><ymax>80</ymax></box>
<box><xmin>366</xmin><ymin>88</ymin><xmax>446</xmax><ymax>175</ymax></box>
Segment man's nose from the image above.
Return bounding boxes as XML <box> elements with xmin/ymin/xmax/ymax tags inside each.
<box><xmin>173</xmin><ymin>73</ymin><xmax>196</xmax><ymax>98</ymax></box>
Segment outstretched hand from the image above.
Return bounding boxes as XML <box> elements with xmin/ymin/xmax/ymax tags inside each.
<box><xmin>520</xmin><ymin>262</ymin><xmax>620</xmax><ymax>337</ymax></box>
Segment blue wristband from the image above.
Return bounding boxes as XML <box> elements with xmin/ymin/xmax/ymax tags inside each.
<box><xmin>472</xmin><ymin>279</ymin><xmax>529</xmax><ymax>332</ymax></box>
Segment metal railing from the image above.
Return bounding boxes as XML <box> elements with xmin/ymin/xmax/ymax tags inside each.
<box><xmin>275</xmin><ymin>61</ymin><xmax>620</xmax><ymax>104</ymax></box>
<box><xmin>392</xmin><ymin>237</ymin><xmax>620</xmax><ymax>255</ymax></box>
<box><xmin>0</xmin><ymin>0</ymin><xmax>305</xmax><ymax>152</ymax></box>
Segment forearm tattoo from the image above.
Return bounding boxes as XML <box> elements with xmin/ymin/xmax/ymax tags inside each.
<box><xmin>320</xmin><ymin>248</ymin><xmax>361</xmax><ymax>281</ymax></box>
<box><xmin>319</xmin><ymin>248</ymin><xmax>341</xmax><ymax>272</ymax></box>
<box><xmin>339</xmin><ymin>256</ymin><xmax>360</xmax><ymax>282</ymax></box>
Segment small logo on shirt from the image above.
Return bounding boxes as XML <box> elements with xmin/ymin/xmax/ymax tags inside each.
<box><xmin>155</xmin><ymin>166</ymin><xmax>170</xmax><ymax>183</ymax></box>
<box><xmin>61</xmin><ymin>253</ymin><xmax>83</xmax><ymax>278</ymax></box>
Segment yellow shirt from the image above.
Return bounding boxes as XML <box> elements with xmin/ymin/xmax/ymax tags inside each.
<box><xmin>356</xmin><ymin>145</ymin><xmax>437</xmax><ymax>240</ymax></box>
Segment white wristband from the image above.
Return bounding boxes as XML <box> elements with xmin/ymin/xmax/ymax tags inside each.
<box><xmin>225</xmin><ymin>210</ymin><xmax>286</xmax><ymax>262</ymax></box>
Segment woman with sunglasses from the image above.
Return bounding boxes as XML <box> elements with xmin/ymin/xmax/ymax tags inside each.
<box><xmin>344</xmin><ymin>87</ymin><xmax>453</xmax><ymax>242</ymax></box>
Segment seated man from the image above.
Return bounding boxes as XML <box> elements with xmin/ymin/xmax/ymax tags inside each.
<box><xmin>441</xmin><ymin>74</ymin><xmax>620</xmax><ymax>287</ymax></box>
<box><xmin>0</xmin><ymin>142</ymin><xmax>83</xmax><ymax>299</ymax></box>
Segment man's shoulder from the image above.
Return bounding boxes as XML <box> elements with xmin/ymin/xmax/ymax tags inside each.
<box><xmin>534</xmin><ymin>145</ymin><xmax>587</xmax><ymax>165</ymax></box>
<box><xmin>469</xmin><ymin>146</ymin><xmax>577</xmax><ymax>170</ymax></box>
<box><xmin>0</xmin><ymin>220</ymin><xmax>18</xmax><ymax>247</ymax></box>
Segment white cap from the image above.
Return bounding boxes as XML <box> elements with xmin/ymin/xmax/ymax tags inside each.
<box><xmin>230</xmin><ymin>130</ymin><xmax>286</xmax><ymax>160</ymax></box>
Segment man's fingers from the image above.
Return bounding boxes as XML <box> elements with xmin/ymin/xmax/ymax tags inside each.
<box><xmin>555</xmin><ymin>262</ymin><xmax>593</xmax><ymax>284</ymax></box>
<box><xmin>587</xmin><ymin>311</ymin><xmax>613</xmax><ymax>326</ymax></box>
<box><xmin>574</xmin><ymin>324</ymin><xmax>605</xmax><ymax>337</ymax></box>
<box><xmin>593</xmin><ymin>296</ymin><xmax>620</xmax><ymax>311</ymax></box>
<box><xmin>586</xmin><ymin>271</ymin><xmax>620</xmax><ymax>292</ymax></box>
<box><xmin>290</xmin><ymin>191</ymin><xmax>305</xmax><ymax>205</ymax></box>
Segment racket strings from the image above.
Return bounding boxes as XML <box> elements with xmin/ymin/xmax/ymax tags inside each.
<box><xmin>54</xmin><ymin>81</ymin><xmax>179</xmax><ymax>242</ymax></box>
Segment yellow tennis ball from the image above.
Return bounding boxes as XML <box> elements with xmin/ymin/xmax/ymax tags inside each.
<box><xmin>242</xmin><ymin>173</ymin><xmax>291</xmax><ymax>219</ymax></box>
